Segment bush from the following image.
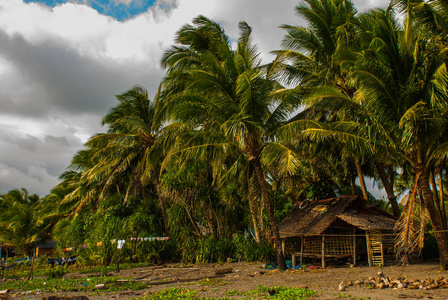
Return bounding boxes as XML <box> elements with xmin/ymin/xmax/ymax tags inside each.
<box><xmin>232</xmin><ymin>233</ymin><xmax>275</xmax><ymax>262</ymax></box>
<box><xmin>180</xmin><ymin>236</ymin><xmax>234</xmax><ymax>264</ymax></box>
<box><xmin>43</xmin><ymin>265</ymin><xmax>69</xmax><ymax>279</ymax></box>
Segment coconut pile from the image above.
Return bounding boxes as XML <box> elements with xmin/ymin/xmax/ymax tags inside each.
<box><xmin>339</xmin><ymin>271</ymin><xmax>448</xmax><ymax>291</ymax></box>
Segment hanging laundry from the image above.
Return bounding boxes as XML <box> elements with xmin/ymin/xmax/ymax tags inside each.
<box><xmin>110</xmin><ymin>239</ymin><xmax>116</xmax><ymax>244</ymax></box>
<box><xmin>117</xmin><ymin>239</ymin><xmax>125</xmax><ymax>249</ymax></box>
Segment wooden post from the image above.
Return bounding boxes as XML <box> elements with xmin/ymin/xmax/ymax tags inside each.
<box><xmin>281</xmin><ymin>239</ymin><xmax>286</xmax><ymax>257</ymax></box>
<box><xmin>380</xmin><ymin>236</ymin><xmax>384</xmax><ymax>265</ymax></box>
<box><xmin>321</xmin><ymin>235</ymin><xmax>325</xmax><ymax>269</ymax></box>
<box><xmin>292</xmin><ymin>253</ymin><xmax>297</xmax><ymax>268</ymax></box>
<box><xmin>366</xmin><ymin>231</ymin><xmax>373</xmax><ymax>267</ymax></box>
<box><xmin>300</xmin><ymin>236</ymin><xmax>304</xmax><ymax>266</ymax></box>
<box><xmin>352</xmin><ymin>227</ymin><xmax>357</xmax><ymax>266</ymax></box>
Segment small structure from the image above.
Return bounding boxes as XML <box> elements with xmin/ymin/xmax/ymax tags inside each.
<box><xmin>279</xmin><ymin>195</ymin><xmax>397</xmax><ymax>268</ymax></box>
<box><xmin>34</xmin><ymin>239</ymin><xmax>56</xmax><ymax>257</ymax></box>
<box><xmin>0</xmin><ymin>242</ymin><xmax>15</xmax><ymax>260</ymax></box>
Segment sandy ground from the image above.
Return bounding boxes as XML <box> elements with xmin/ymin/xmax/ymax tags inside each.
<box><xmin>10</xmin><ymin>261</ymin><xmax>448</xmax><ymax>299</ymax></box>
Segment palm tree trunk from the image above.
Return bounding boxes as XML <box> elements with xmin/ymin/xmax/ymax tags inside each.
<box><xmin>252</xmin><ymin>157</ymin><xmax>287</xmax><ymax>271</ymax></box>
<box><xmin>225</xmin><ymin>209</ymin><xmax>233</xmax><ymax>239</ymax></box>
<box><xmin>375</xmin><ymin>163</ymin><xmax>400</xmax><ymax>218</ymax></box>
<box><xmin>430</xmin><ymin>170</ymin><xmax>441</xmax><ymax>214</ymax></box>
<box><xmin>349</xmin><ymin>176</ymin><xmax>356</xmax><ymax>194</ymax></box>
<box><xmin>27</xmin><ymin>251</ymin><xmax>34</xmax><ymax>280</ymax></box>
<box><xmin>439</xmin><ymin>167</ymin><xmax>447</xmax><ymax>230</ymax></box>
<box><xmin>156</xmin><ymin>183</ymin><xmax>170</xmax><ymax>235</ymax></box>
<box><xmin>248</xmin><ymin>188</ymin><xmax>261</xmax><ymax>243</ymax></box>
<box><xmin>354</xmin><ymin>157</ymin><xmax>369</xmax><ymax>200</ymax></box>
<box><xmin>417</xmin><ymin>164</ymin><xmax>448</xmax><ymax>269</ymax></box>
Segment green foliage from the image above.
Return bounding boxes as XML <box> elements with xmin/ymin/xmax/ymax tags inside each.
<box><xmin>42</xmin><ymin>265</ymin><xmax>69</xmax><ymax>279</ymax></box>
<box><xmin>256</xmin><ymin>284</ymin><xmax>316</xmax><ymax>299</ymax></box>
<box><xmin>0</xmin><ymin>188</ymin><xmax>52</xmax><ymax>257</ymax></box>
<box><xmin>142</xmin><ymin>285</ymin><xmax>316</xmax><ymax>299</ymax></box>
<box><xmin>0</xmin><ymin>276</ymin><xmax>149</xmax><ymax>294</ymax></box>
<box><xmin>177</xmin><ymin>234</ymin><xmax>274</xmax><ymax>264</ymax></box>
<box><xmin>180</xmin><ymin>236</ymin><xmax>234</xmax><ymax>264</ymax></box>
<box><xmin>142</xmin><ymin>288</ymin><xmax>200</xmax><ymax>300</ymax></box>
<box><xmin>232</xmin><ymin>234</ymin><xmax>275</xmax><ymax>262</ymax></box>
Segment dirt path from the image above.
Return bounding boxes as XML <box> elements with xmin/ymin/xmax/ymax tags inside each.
<box><xmin>12</xmin><ymin>262</ymin><xmax>448</xmax><ymax>299</ymax></box>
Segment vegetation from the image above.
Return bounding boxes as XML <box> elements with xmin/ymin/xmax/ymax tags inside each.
<box><xmin>1</xmin><ymin>0</ymin><xmax>448</xmax><ymax>272</ymax></box>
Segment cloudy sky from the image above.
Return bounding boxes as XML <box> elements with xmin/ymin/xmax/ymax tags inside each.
<box><xmin>0</xmin><ymin>0</ymin><xmax>389</xmax><ymax>197</ymax></box>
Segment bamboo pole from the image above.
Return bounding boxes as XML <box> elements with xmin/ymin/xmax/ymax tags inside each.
<box><xmin>300</xmin><ymin>236</ymin><xmax>304</xmax><ymax>266</ymax></box>
<box><xmin>366</xmin><ymin>231</ymin><xmax>373</xmax><ymax>267</ymax></box>
<box><xmin>321</xmin><ymin>235</ymin><xmax>326</xmax><ymax>269</ymax></box>
<box><xmin>352</xmin><ymin>227</ymin><xmax>356</xmax><ymax>266</ymax></box>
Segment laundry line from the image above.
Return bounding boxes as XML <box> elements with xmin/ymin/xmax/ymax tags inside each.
<box><xmin>64</xmin><ymin>236</ymin><xmax>170</xmax><ymax>251</ymax></box>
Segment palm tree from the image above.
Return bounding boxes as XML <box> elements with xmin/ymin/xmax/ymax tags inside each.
<box><xmin>68</xmin><ymin>86</ymin><xmax>171</xmax><ymax>234</ymax></box>
<box><xmin>160</xmin><ymin>17</ymin><xmax>301</xmax><ymax>271</ymax></box>
<box><xmin>0</xmin><ymin>188</ymin><xmax>52</xmax><ymax>279</ymax></box>
<box><xmin>271</xmin><ymin>0</ymin><xmax>405</xmax><ymax>216</ymax></box>
<box><xmin>355</xmin><ymin>7</ymin><xmax>448</xmax><ymax>268</ymax></box>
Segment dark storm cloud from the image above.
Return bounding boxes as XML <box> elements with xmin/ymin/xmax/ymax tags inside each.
<box><xmin>0</xmin><ymin>30</ymin><xmax>163</xmax><ymax>118</ymax></box>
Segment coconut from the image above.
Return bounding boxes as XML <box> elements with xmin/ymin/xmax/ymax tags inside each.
<box><xmin>354</xmin><ymin>280</ymin><xmax>362</xmax><ymax>286</ymax></box>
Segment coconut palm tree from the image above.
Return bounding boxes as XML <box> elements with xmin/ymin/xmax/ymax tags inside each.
<box><xmin>0</xmin><ymin>188</ymin><xmax>52</xmax><ymax>279</ymax></box>
<box><xmin>160</xmin><ymin>17</ymin><xmax>301</xmax><ymax>271</ymax></box>
<box><xmin>67</xmin><ymin>86</ymin><xmax>171</xmax><ymax>234</ymax></box>
<box><xmin>355</xmin><ymin>7</ymin><xmax>448</xmax><ymax>268</ymax></box>
<box><xmin>271</xmin><ymin>0</ymin><xmax>405</xmax><ymax>216</ymax></box>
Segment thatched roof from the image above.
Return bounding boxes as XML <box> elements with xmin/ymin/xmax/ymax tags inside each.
<box><xmin>279</xmin><ymin>195</ymin><xmax>396</xmax><ymax>238</ymax></box>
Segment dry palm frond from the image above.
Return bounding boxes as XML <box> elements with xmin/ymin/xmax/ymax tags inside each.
<box><xmin>394</xmin><ymin>174</ymin><xmax>429</xmax><ymax>264</ymax></box>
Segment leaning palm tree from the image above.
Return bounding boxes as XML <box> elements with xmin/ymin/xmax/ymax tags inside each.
<box><xmin>66</xmin><ymin>87</ymin><xmax>171</xmax><ymax>234</ymax></box>
<box><xmin>354</xmin><ymin>7</ymin><xmax>448</xmax><ymax>268</ymax></box>
<box><xmin>160</xmin><ymin>17</ymin><xmax>300</xmax><ymax>271</ymax></box>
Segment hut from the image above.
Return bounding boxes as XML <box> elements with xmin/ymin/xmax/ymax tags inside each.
<box><xmin>0</xmin><ymin>242</ymin><xmax>15</xmax><ymax>261</ymax></box>
<box><xmin>279</xmin><ymin>195</ymin><xmax>397</xmax><ymax>268</ymax></box>
<box><xmin>34</xmin><ymin>239</ymin><xmax>56</xmax><ymax>257</ymax></box>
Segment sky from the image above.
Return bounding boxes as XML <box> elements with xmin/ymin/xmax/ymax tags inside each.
<box><xmin>0</xmin><ymin>0</ymin><xmax>389</xmax><ymax>197</ymax></box>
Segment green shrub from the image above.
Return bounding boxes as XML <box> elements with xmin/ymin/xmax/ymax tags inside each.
<box><xmin>232</xmin><ymin>234</ymin><xmax>275</xmax><ymax>262</ymax></box>
<box><xmin>43</xmin><ymin>265</ymin><xmax>69</xmax><ymax>279</ymax></box>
